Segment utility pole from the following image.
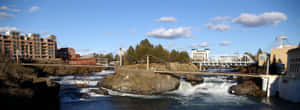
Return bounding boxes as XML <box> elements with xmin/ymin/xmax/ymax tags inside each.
<box><xmin>119</xmin><ymin>48</ymin><xmax>122</xmax><ymax>66</ymax></box>
<box><xmin>147</xmin><ymin>55</ymin><xmax>149</xmax><ymax>71</ymax></box>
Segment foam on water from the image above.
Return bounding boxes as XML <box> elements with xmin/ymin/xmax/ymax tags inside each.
<box><xmin>167</xmin><ymin>75</ymin><xmax>255</xmax><ymax>105</ymax></box>
<box><xmin>50</xmin><ymin>71</ymin><xmax>115</xmax><ymax>103</ymax></box>
<box><xmin>106</xmin><ymin>88</ymin><xmax>163</xmax><ymax>99</ymax></box>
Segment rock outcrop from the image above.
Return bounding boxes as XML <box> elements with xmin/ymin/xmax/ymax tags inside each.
<box><xmin>98</xmin><ymin>68</ymin><xmax>180</xmax><ymax>95</ymax></box>
<box><xmin>229</xmin><ymin>77</ymin><xmax>266</xmax><ymax>97</ymax></box>
<box><xmin>184</xmin><ymin>74</ymin><xmax>204</xmax><ymax>86</ymax></box>
<box><xmin>91</xmin><ymin>88</ymin><xmax>109</xmax><ymax>95</ymax></box>
<box><xmin>0</xmin><ymin>54</ymin><xmax>60</xmax><ymax>110</ymax></box>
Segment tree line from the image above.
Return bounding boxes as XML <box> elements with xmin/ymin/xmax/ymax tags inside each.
<box><xmin>124</xmin><ymin>39</ymin><xmax>190</xmax><ymax>64</ymax></box>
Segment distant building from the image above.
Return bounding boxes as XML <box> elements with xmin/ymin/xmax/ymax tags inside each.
<box><xmin>270</xmin><ymin>45</ymin><xmax>297</xmax><ymax>73</ymax></box>
<box><xmin>258</xmin><ymin>52</ymin><xmax>268</xmax><ymax>67</ymax></box>
<box><xmin>286</xmin><ymin>47</ymin><xmax>300</xmax><ymax>77</ymax></box>
<box><xmin>0</xmin><ymin>30</ymin><xmax>57</xmax><ymax>59</ymax></box>
<box><xmin>192</xmin><ymin>48</ymin><xmax>210</xmax><ymax>61</ymax></box>
<box><xmin>69</xmin><ymin>56</ymin><xmax>96</xmax><ymax>65</ymax></box>
<box><xmin>56</xmin><ymin>48</ymin><xmax>80</xmax><ymax>60</ymax></box>
<box><xmin>278</xmin><ymin>45</ymin><xmax>300</xmax><ymax>103</ymax></box>
<box><xmin>96</xmin><ymin>58</ymin><xmax>108</xmax><ymax>66</ymax></box>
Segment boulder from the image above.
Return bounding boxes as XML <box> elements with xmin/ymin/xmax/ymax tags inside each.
<box><xmin>98</xmin><ymin>68</ymin><xmax>180</xmax><ymax>95</ymax></box>
<box><xmin>75</xmin><ymin>84</ymin><xmax>88</xmax><ymax>88</ymax></box>
<box><xmin>80</xmin><ymin>93</ymin><xmax>90</xmax><ymax>98</ymax></box>
<box><xmin>184</xmin><ymin>74</ymin><xmax>204</xmax><ymax>86</ymax></box>
<box><xmin>229</xmin><ymin>80</ymin><xmax>266</xmax><ymax>97</ymax></box>
<box><xmin>91</xmin><ymin>88</ymin><xmax>109</xmax><ymax>95</ymax></box>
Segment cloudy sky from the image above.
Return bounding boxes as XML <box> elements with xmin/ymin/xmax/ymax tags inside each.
<box><xmin>1</xmin><ymin>0</ymin><xmax>300</xmax><ymax>55</ymax></box>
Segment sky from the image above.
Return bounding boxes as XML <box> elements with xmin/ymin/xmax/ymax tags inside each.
<box><xmin>0</xmin><ymin>0</ymin><xmax>300</xmax><ymax>56</ymax></box>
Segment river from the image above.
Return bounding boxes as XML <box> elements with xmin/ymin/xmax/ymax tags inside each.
<box><xmin>49</xmin><ymin>70</ymin><xmax>299</xmax><ymax>110</ymax></box>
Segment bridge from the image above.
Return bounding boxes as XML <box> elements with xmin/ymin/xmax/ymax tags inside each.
<box><xmin>154</xmin><ymin>70</ymin><xmax>279</xmax><ymax>97</ymax></box>
<box><xmin>154</xmin><ymin>71</ymin><xmax>278</xmax><ymax>78</ymax></box>
<box><xmin>192</xmin><ymin>54</ymin><xmax>256</xmax><ymax>67</ymax></box>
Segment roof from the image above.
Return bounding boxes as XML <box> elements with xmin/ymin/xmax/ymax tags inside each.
<box><xmin>287</xmin><ymin>47</ymin><xmax>300</xmax><ymax>54</ymax></box>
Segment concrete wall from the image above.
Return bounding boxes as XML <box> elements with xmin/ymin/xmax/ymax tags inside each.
<box><xmin>279</xmin><ymin>77</ymin><xmax>300</xmax><ymax>103</ymax></box>
<box><xmin>262</xmin><ymin>76</ymin><xmax>279</xmax><ymax>97</ymax></box>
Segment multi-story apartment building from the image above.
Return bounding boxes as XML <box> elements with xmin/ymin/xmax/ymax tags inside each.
<box><xmin>0</xmin><ymin>30</ymin><xmax>57</xmax><ymax>60</ymax></box>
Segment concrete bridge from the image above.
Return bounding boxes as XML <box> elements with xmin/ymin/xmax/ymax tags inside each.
<box><xmin>154</xmin><ymin>71</ymin><xmax>280</xmax><ymax>97</ymax></box>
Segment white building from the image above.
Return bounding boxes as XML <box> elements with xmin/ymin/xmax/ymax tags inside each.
<box><xmin>191</xmin><ymin>49</ymin><xmax>210</xmax><ymax>61</ymax></box>
<box><xmin>278</xmin><ymin>46</ymin><xmax>300</xmax><ymax>103</ymax></box>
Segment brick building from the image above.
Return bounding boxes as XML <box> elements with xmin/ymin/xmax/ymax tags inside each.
<box><xmin>69</xmin><ymin>56</ymin><xmax>96</xmax><ymax>65</ymax></box>
<box><xmin>56</xmin><ymin>48</ymin><xmax>80</xmax><ymax>60</ymax></box>
<box><xmin>270</xmin><ymin>45</ymin><xmax>297</xmax><ymax>73</ymax></box>
<box><xmin>0</xmin><ymin>30</ymin><xmax>57</xmax><ymax>60</ymax></box>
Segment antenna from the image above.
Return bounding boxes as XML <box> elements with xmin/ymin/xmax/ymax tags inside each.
<box><xmin>276</xmin><ymin>34</ymin><xmax>288</xmax><ymax>48</ymax></box>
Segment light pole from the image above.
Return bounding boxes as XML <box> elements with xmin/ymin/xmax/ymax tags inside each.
<box><xmin>119</xmin><ymin>48</ymin><xmax>122</xmax><ymax>66</ymax></box>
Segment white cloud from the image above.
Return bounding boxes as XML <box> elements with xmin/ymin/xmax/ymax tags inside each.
<box><xmin>0</xmin><ymin>6</ymin><xmax>8</xmax><ymax>10</ymax></box>
<box><xmin>206</xmin><ymin>16</ymin><xmax>231</xmax><ymax>31</ymax></box>
<box><xmin>145</xmin><ymin>27</ymin><xmax>194</xmax><ymax>39</ymax></box>
<box><xmin>191</xmin><ymin>42</ymin><xmax>209</xmax><ymax>48</ymax></box>
<box><xmin>232</xmin><ymin>12</ymin><xmax>287</xmax><ymax>27</ymax></box>
<box><xmin>155</xmin><ymin>16</ymin><xmax>177</xmax><ymax>23</ymax></box>
<box><xmin>219</xmin><ymin>41</ymin><xmax>231</xmax><ymax>46</ymax></box>
<box><xmin>130</xmin><ymin>28</ymin><xmax>136</xmax><ymax>35</ymax></box>
<box><xmin>0</xmin><ymin>6</ymin><xmax>20</xmax><ymax>12</ymax></box>
<box><xmin>205</xmin><ymin>22</ymin><xmax>231</xmax><ymax>31</ymax></box>
<box><xmin>29</xmin><ymin>6</ymin><xmax>40</xmax><ymax>13</ymax></box>
<box><xmin>0</xmin><ymin>12</ymin><xmax>13</xmax><ymax>19</ymax></box>
<box><xmin>0</xmin><ymin>27</ymin><xmax>17</xmax><ymax>33</ymax></box>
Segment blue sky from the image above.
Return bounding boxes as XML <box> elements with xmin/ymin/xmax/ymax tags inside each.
<box><xmin>1</xmin><ymin>0</ymin><xmax>300</xmax><ymax>56</ymax></box>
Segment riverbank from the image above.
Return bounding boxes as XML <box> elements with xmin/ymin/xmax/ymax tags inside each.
<box><xmin>23</xmin><ymin>64</ymin><xmax>106</xmax><ymax>76</ymax></box>
<box><xmin>0</xmin><ymin>56</ymin><xmax>60</xmax><ymax>110</ymax></box>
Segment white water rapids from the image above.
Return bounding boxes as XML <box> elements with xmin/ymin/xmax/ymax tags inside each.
<box><xmin>51</xmin><ymin>71</ymin><xmax>300</xmax><ymax>110</ymax></box>
<box><xmin>50</xmin><ymin>71</ymin><xmax>253</xmax><ymax>105</ymax></box>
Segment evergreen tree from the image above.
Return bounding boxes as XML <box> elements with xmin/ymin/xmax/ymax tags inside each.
<box><xmin>135</xmin><ymin>39</ymin><xmax>153</xmax><ymax>61</ymax></box>
<box><xmin>104</xmin><ymin>53</ymin><xmax>114</xmax><ymax>62</ymax></box>
<box><xmin>123</xmin><ymin>38</ymin><xmax>191</xmax><ymax>64</ymax></box>
<box><xmin>126</xmin><ymin>46</ymin><xmax>137</xmax><ymax>64</ymax></box>
<box><xmin>179</xmin><ymin>51</ymin><xmax>190</xmax><ymax>63</ymax></box>
<box><xmin>114</xmin><ymin>54</ymin><xmax>120</xmax><ymax>61</ymax></box>
<box><xmin>169</xmin><ymin>49</ymin><xmax>179</xmax><ymax>62</ymax></box>
<box><xmin>152</xmin><ymin>44</ymin><xmax>169</xmax><ymax>63</ymax></box>
<box><xmin>256</xmin><ymin>48</ymin><xmax>263</xmax><ymax>61</ymax></box>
